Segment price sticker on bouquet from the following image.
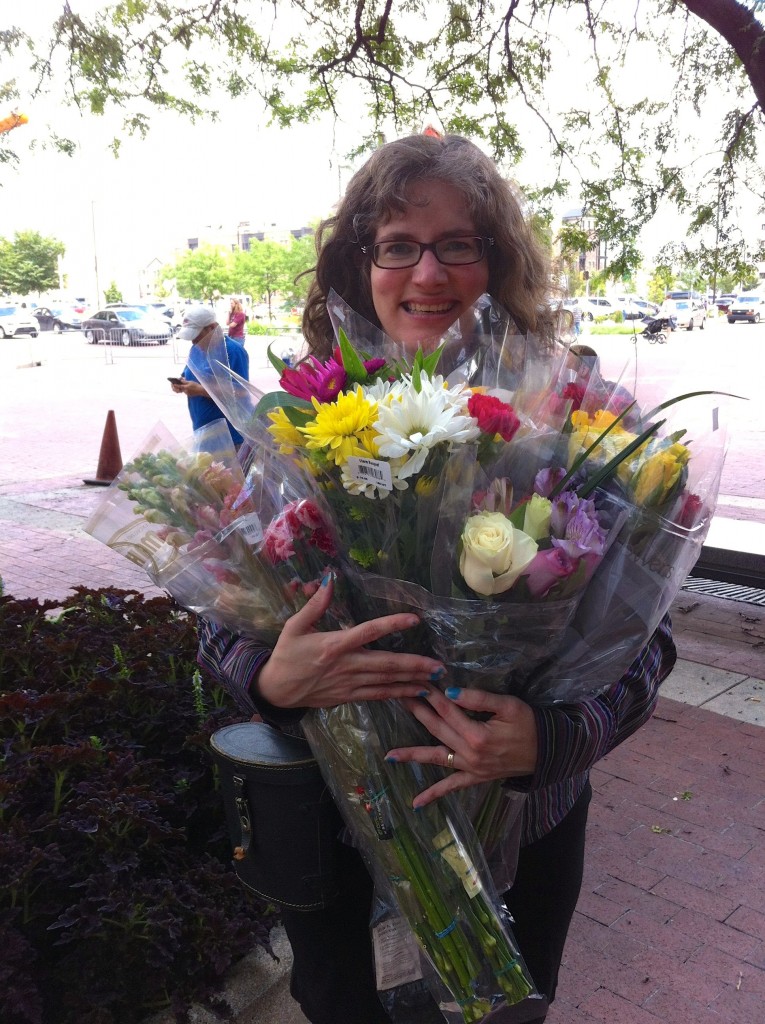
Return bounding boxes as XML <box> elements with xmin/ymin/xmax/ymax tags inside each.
<box><xmin>345</xmin><ymin>456</ymin><xmax>392</xmax><ymax>491</ymax></box>
<box><xmin>218</xmin><ymin>512</ymin><xmax>264</xmax><ymax>547</ymax></box>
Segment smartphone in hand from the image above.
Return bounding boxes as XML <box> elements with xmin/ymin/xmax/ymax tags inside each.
<box><xmin>168</xmin><ymin>376</ymin><xmax>184</xmax><ymax>385</ymax></box>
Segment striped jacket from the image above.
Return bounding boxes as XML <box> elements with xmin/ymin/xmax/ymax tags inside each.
<box><xmin>196</xmin><ymin>615</ymin><xmax>676</xmax><ymax>846</ymax></box>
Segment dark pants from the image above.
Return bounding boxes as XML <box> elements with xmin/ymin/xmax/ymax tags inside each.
<box><xmin>280</xmin><ymin>783</ymin><xmax>592</xmax><ymax>1024</ymax></box>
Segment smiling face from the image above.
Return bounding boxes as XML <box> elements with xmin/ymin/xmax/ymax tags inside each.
<box><xmin>369</xmin><ymin>179</ymin><xmax>490</xmax><ymax>353</ymax></box>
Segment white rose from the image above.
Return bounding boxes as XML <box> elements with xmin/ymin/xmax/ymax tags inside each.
<box><xmin>459</xmin><ymin>511</ymin><xmax>538</xmax><ymax>596</ymax></box>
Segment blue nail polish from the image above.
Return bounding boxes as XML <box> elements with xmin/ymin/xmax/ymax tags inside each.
<box><xmin>385</xmin><ymin>755</ymin><xmax>397</xmax><ymax>763</ymax></box>
<box><xmin>321</xmin><ymin>571</ymin><xmax>333</xmax><ymax>587</ymax></box>
<box><xmin>445</xmin><ymin>687</ymin><xmax>462</xmax><ymax>699</ymax></box>
<box><xmin>417</xmin><ymin>690</ymin><xmax>429</xmax><ymax>698</ymax></box>
<box><xmin>430</xmin><ymin>667</ymin><xmax>445</xmax><ymax>682</ymax></box>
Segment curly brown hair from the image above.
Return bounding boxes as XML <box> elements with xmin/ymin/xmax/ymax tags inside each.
<box><xmin>302</xmin><ymin>134</ymin><xmax>557</xmax><ymax>358</ymax></box>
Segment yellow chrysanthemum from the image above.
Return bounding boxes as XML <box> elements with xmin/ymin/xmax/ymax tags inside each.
<box><xmin>299</xmin><ymin>386</ymin><xmax>379</xmax><ymax>465</ymax></box>
<box><xmin>267</xmin><ymin>408</ymin><xmax>305</xmax><ymax>453</ymax></box>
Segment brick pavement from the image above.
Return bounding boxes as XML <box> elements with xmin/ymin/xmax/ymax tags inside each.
<box><xmin>2</xmin><ymin>335</ymin><xmax>765</xmax><ymax>1023</ymax></box>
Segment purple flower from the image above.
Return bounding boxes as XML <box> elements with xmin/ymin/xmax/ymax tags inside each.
<box><xmin>363</xmin><ymin>357</ymin><xmax>387</xmax><ymax>374</ymax></box>
<box><xmin>534</xmin><ymin>467</ymin><xmax>567</xmax><ymax>498</ymax></box>
<box><xmin>523</xmin><ymin>547</ymin><xmax>578</xmax><ymax>598</ymax></box>
<box><xmin>551</xmin><ymin>506</ymin><xmax>606</xmax><ymax>559</ymax></box>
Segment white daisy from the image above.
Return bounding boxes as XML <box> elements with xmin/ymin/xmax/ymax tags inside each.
<box><xmin>373</xmin><ymin>377</ymin><xmax>481</xmax><ymax>480</ymax></box>
<box><xmin>363</xmin><ymin>378</ymin><xmax>407</xmax><ymax>402</ymax></box>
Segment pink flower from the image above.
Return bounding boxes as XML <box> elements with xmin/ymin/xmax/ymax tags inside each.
<box><xmin>467</xmin><ymin>393</ymin><xmax>520</xmax><ymax>442</ymax></box>
<box><xmin>291</xmin><ymin>499</ymin><xmax>325</xmax><ymax>531</ymax></box>
<box><xmin>262</xmin><ymin>517</ymin><xmax>296</xmax><ymax>564</ymax></box>
<box><xmin>523</xmin><ymin>547</ymin><xmax>578</xmax><ymax>598</ymax></box>
<box><xmin>280</xmin><ymin>355</ymin><xmax>347</xmax><ymax>402</ymax></box>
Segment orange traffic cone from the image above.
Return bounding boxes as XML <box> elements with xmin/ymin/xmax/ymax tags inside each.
<box><xmin>83</xmin><ymin>410</ymin><xmax>124</xmax><ymax>485</ymax></box>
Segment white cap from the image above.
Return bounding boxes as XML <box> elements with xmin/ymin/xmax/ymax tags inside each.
<box><xmin>177</xmin><ymin>305</ymin><xmax>217</xmax><ymax>340</ymax></box>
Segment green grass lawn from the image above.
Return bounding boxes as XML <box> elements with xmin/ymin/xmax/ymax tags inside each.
<box><xmin>588</xmin><ymin>321</ymin><xmax>645</xmax><ymax>335</ymax></box>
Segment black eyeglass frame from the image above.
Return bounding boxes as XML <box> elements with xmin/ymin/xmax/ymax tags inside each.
<box><xmin>359</xmin><ymin>235</ymin><xmax>495</xmax><ymax>269</ymax></box>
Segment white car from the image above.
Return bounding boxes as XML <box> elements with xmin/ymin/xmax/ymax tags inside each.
<box><xmin>660</xmin><ymin>299</ymin><xmax>705</xmax><ymax>331</ymax></box>
<box><xmin>0</xmin><ymin>305</ymin><xmax>39</xmax><ymax>338</ymax></box>
<box><xmin>727</xmin><ymin>293</ymin><xmax>765</xmax><ymax>324</ymax></box>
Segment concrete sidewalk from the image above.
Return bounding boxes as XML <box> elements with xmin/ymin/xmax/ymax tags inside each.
<box><xmin>2</xmin><ymin>334</ymin><xmax>765</xmax><ymax>1023</ymax></box>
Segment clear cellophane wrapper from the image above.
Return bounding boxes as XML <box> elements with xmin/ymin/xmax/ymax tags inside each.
<box><xmin>301</xmin><ymin>698</ymin><xmax>540</xmax><ymax>1023</ymax></box>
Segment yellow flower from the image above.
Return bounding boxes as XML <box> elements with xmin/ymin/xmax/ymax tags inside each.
<box><xmin>630</xmin><ymin>442</ymin><xmax>690</xmax><ymax>506</ymax></box>
<box><xmin>568</xmin><ymin>408</ymin><xmax>640</xmax><ymax>472</ymax></box>
<box><xmin>267</xmin><ymin>408</ymin><xmax>305</xmax><ymax>453</ymax></box>
<box><xmin>299</xmin><ymin>386</ymin><xmax>379</xmax><ymax>465</ymax></box>
<box><xmin>415</xmin><ymin>475</ymin><xmax>439</xmax><ymax>497</ymax></box>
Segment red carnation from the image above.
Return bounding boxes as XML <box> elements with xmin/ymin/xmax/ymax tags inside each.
<box><xmin>467</xmin><ymin>393</ymin><xmax>520</xmax><ymax>442</ymax></box>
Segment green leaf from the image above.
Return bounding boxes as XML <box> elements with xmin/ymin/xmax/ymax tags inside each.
<box><xmin>266</xmin><ymin>343</ymin><xmax>287</xmax><ymax>373</ymax></box>
<box><xmin>577</xmin><ymin>419</ymin><xmax>666</xmax><ymax>499</ymax></box>
<box><xmin>642</xmin><ymin>389</ymin><xmax>746</xmax><ymax>423</ymax></box>
<box><xmin>337</xmin><ymin>326</ymin><xmax>368</xmax><ymax>383</ymax></box>
<box><xmin>550</xmin><ymin>401</ymin><xmax>638</xmax><ymax>498</ymax></box>
<box><xmin>252</xmin><ymin>390</ymin><xmax>313</xmax><ymax>421</ymax></box>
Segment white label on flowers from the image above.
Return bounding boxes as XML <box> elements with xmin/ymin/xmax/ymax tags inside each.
<box><xmin>346</xmin><ymin>456</ymin><xmax>393</xmax><ymax>491</ymax></box>
<box><xmin>433</xmin><ymin>828</ymin><xmax>482</xmax><ymax>899</ymax></box>
<box><xmin>373</xmin><ymin>918</ymin><xmax>424</xmax><ymax>990</ymax></box>
<box><xmin>218</xmin><ymin>513</ymin><xmax>263</xmax><ymax>546</ymax></box>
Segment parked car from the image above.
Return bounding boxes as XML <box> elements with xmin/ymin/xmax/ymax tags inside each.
<box><xmin>569</xmin><ymin>297</ymin><xmax>615</xmax><ymax>321</ymax></box>
<box><xmin>32</xmin><ymin>306</ymin><xmax>83</xmax><ymax>332</ymax></box>
<box><xmin>82</xmin><ymin>307</ymin><xmax>172</xmax><ymax>345</ymax></box>
<box><xmin>714</xmin><ymin>294</ymin><xmax>737</xmax><ymax>314</ymax></box>
<box><xmin>0</xmin><ymin>305</ymin><xmax>39</xmax><ymax>338</ymax></box>
<box><xmin>660</xmin><ymin>298</ymin><xmax>705</xmax><ymax>331</ymax></box>
<box><xmin>727</xmin><ymin>293</ymin><xmax>765</xmax><ymax>324</ymax></box>
<box><xmin>615</xmin><ymin>297</ymin><xmax>659</xmax><ymax>319</ymax></box>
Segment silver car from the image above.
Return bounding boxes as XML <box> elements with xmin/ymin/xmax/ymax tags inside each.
<box><xmin>82</xmin><ymin>307</ymin><xmax>172</xmax><ymax>345</ymax></box>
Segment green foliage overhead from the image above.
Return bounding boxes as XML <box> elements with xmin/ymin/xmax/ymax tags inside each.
<box><xmin>3</xmin><ymin>2</ymin><xmax>765</xmax><ymax>279</ymax></box>
<box><xmin>0</xmin><ymin>230</ymin><xmax>65</xmax><ymax>295</ymax></box>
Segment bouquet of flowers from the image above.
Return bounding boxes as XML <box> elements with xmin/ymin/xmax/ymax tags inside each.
<box><xmin>87</xmin><ymin>293</ymin><xmax>731</xmax><ymax>1023</ymax></box>
<box><xmin>84</xmin><ymin>419</ymin><xmax>345</xmax><ymax>641</ymax></box>
<box><xmin>84</xmin><ymin>415</ymin><xmax>541</xmax><ymax>1022</ymax></box>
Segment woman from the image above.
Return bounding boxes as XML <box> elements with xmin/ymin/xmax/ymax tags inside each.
<box><xmin>225</xmin><ymin>297</ymin><xmax>247</xmax><ymax>344</ymax></box>
<box><xmin>198</xmin><ymin>134</ymin><xmax>676</xmax><ymax>1024</ymax></box>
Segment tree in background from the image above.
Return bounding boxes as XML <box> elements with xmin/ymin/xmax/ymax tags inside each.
<box><xmin>162</xmin><ymin>236</ymin><xmax>316</xmax><ymax>314</ymax></box>
<box><xmin>163</xmin><ymin>246</ymin><xmax>232</xmax><ymax>302</ymax></box>
<box><xmin>3</xmin><ymin>1</ymin><xmax>765</xmax><ymax>284</ymax></box>
<box><xmin>0</xmin><ymin>230</ymin><xmax>64</xmax><ymax>294</ymax></box>
<box><xmin>103</xmin><ymin>280</ymin><xmax>123</xmax><ymax>304</ymax></box>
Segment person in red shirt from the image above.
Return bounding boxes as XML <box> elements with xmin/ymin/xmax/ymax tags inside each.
<box><xmin>224</xmin><ymin>298</ymin><xmax>247</xmax><ymax>344</ymax></box>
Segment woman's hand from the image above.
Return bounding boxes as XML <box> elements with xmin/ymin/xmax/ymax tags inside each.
<box><xmin>256</xmin><ymin>573</ymin><xmax>445</xmax><ymax>710</ymax></box>
<box><xmin>386</xmin><ymin>686</ymin><xmax>539</xmax><ymax>808</ymax></box>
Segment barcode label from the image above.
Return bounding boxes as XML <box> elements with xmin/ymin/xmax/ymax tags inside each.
<box><xmin>346</xmin><ymin>456</ymin><xmax>392</xmax><ymax>490</ymax></box>
<box><xmin>218</xmin><ymin>512</ymin><xmax>263</xmax><ymax>545</ymax></box>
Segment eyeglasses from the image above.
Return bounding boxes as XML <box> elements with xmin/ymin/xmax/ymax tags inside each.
<box><xmin>360</xmin><ymin>235</ymin><xmax>494</xmax><ymax>269</ymax></box>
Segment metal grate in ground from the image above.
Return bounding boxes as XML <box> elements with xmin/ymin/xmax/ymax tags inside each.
<box><xmin>682</xmin><ymin>576</ymin><xmax>765</xmax><ymax>607</ymax></box>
